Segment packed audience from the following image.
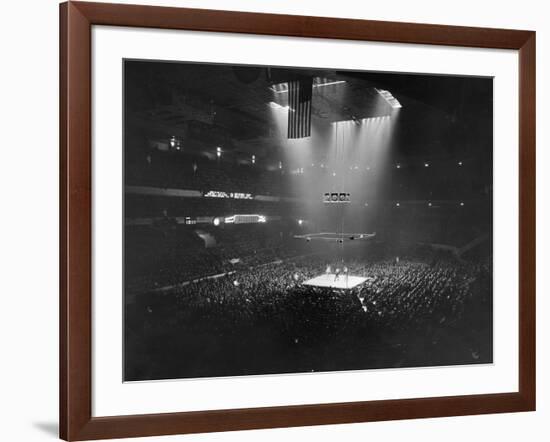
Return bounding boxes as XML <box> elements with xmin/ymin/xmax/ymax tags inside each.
<box><xmin>125</xmin><ymin>246</ymin><xmax>493</xmax><ymax>380</ymax></box>
<box><xmin>125</xmin><ymin>224</ymin><xmax>301</xmax><ymax>292</ymax></box>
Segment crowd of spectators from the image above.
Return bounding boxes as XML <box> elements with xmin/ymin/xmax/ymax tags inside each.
<box><xmin>125</xmin><ymin>224</ymin><xmax>301</xmax><ymax>293</ymax></box>
<box><xmin>125</xmin><ymin>247</ymin><xmax>493</xmax><ymax>381</ymax></box>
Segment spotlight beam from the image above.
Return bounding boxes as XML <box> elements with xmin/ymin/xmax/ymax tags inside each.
<box><xmin>375</xmin><ymin>88</ymin><xmax>403</xmax><ymax>109</ymax></box>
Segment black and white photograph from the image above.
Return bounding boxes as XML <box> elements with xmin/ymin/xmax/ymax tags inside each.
<box><xmin>123</xmin><ymin>60</ymin><xmax>493</xmax><ymax>382</ymax></box>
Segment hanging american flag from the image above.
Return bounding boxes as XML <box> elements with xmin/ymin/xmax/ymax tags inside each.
<box><xmin>287</xmin><ymin>77</ymin><xmax>313</xmax><ymax>139</ymax></box>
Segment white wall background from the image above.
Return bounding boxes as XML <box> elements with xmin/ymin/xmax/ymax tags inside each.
<box><xmin>0</xmin><ymin>0</ymin><xmax>546</xmax><ymax>441</ymax></box>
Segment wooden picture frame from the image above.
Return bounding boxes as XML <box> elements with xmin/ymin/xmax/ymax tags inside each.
<box><xmin>60</xmin><ymin>1</ymin><xmax>536</xmax><ymax>440</ymax></box>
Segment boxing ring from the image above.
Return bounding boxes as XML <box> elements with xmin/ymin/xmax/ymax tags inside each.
<box><xmin>294</xmin><ymin>232</ymin><xmax>375</xmax><ymax>289</ymax></box>
<box><xmin>302</xmin><ymin>273</ymin><xmax>368</xmax><ymax>290</ymax></box>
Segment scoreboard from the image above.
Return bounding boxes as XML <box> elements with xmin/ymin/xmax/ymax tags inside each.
<box><xmin>323</xmin><ymin>192</ymin><xmax>351</xmax><ymax>203</ymax></box>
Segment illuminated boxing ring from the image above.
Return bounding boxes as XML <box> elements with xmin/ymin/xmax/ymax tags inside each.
<box><xmin>294</xmin><ymin>232</ymin><xmax>375</xmax><ymax>290</ymax></box>
<box><xmin>302</xmin><ymin>273</ymin><xmax>368</xmax><ymax>290</ymax></box>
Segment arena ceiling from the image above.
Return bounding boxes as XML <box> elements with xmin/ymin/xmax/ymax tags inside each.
<box><xmin>125</xmin><ymin>60</ymin><xmax>492</xmax><ymax>165</ymax></box>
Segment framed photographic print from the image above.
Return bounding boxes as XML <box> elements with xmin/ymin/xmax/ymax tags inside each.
<box><xmin>60</xmin><ymin>1</ymin><xmax>536</xmax><ymax>440</ymax></box>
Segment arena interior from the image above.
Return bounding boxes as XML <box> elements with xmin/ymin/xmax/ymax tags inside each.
<box><xmin>124</xmin><ymin>61</ymin><xmax>493</xmax><ymax>381</ymax></box>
